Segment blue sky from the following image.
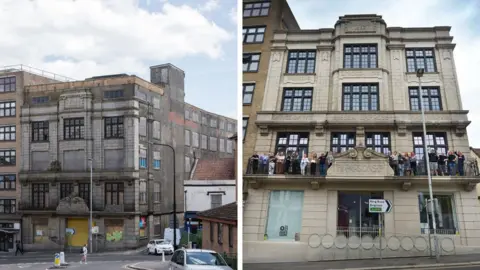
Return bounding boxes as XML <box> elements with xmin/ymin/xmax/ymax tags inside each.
<box><xmin>288</xmin><ymin>0</ymin><xmax>480</xmax><ymax>146</ymax></box>
<box><xmin>0</xmin><ymin>0</ymin><xmax>237</xmax><ymax>119</ymax></box>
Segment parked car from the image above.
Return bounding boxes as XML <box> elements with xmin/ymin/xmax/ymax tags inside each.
<box><xmin>147</xmin><ymin>239</ymin><xmax>174</xmax><ymax>255</ymax></box>
<box><xmin>169</xmin><ymin>248</ymin><xmax>233</xmax><ymax>270</ymax></box>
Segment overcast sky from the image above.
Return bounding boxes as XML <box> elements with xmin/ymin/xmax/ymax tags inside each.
<box><xmin>288</xmin><ymin>0</ymin><xmax>480</xmax><ymax>147</ymax></box>
<box><xmin>0</xmin><ymin>0</ymin><xmax>237</xmax><ymax>119</ymax></box>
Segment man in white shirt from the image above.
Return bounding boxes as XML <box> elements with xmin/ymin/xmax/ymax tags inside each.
<box><xmin>80</xmin><ymin>244</ymin><xmax>88</xmax><ymax>264</ymax></box>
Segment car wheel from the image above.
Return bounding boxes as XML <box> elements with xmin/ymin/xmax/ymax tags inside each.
<box><xmin>154</xmin><ymin>249</ymin><xmax>158</xmax><ymax>255</ymax></box>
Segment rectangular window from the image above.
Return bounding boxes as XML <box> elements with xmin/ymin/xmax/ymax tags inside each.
<box><xmin>210</xmin><ymin>222</ymin><xmax>214</xmax><ymax>242</ymax></box>
<box><xmin>228</xmin><ymin>225</ymin><xmax>233</xmax><ymax>248</ymax></box>
<box><xmin>227</xmin><ymin>140</ymin><xmax>233</xmax><ymax>153</ymax></box>
<box><xmin>105</xmin><ymin>183</ymin><xmax>124</xmax><ymax>205</ymax></box>
<box><xmin>32</xmin><ymin>183</ymin><xmax>49</xmax><ymax>209</ymax></box>
<box><xmin>32</xmin><ymin>121</ymin><xmax>48</xmax><ymax>142</ymax></box>
<box><xmin>337</xmin><ymin>191</ymin><xmax>384</xmax><ymax>237</ymax></box>
<box><xmin>418</xmin><ymin>193</ymin><xmax>457</xmax><ymax>235</ymax></box>
<box><xmin>276</xmin><ymin>132</ymin><xmax>309</xmax><ymax>157</ymax></box>
<box><xmin>365</xmin><ymin>133</ymin><xmax>390</xmax><ymax>155</ymax></box>
<box><xmin>153</xmin><ymin>151</ymin><xmax>161</xmax><ymax>169</ymax></box>
<box><xmin>282</xmin><ymin>88</ymin><xmax>312</xmax><ymax>112</ymax></box>
<box><xmin>192</xmin><ymin>112</ymin><xmax>199</xmax><ymax>122</ymax></box>
<box><xmin>0</xmin><ymin>77</ymin><xmax>16</xmax><ymax>92</ymax></box>
<box><xmin>286</xmin><ymin>51</ymin><xmax>316</xmax><ymax>74</ymax></box>
<box><xmin>219</xmin><ymin>120</ymin><xmax>225</xmax><ymax>130</ymax></box>
<box><xmin>243</xmin><ymin>1</ymin><xmax>270</xmax><ymax>17</ymax></box>
<box><xmin>185</xmin><ymin>130</ymin><xmax>190</xmax><ymax>146</ymax></box>
<box><xmin>242</xmin><ymin>118</ymin><xmax>248</xmax><ymax>141</ymax></box>
<box><xmin>0</xmin><ymin>150</ymin><xmax>15</xmax><ymax>166</ymax></box>
<box><xmin>185</xmin><ymin>110</ymin><xmax>190</xmax><ymax>120</ymax></box>
<box><xmin>412</xmin><ymin>132</ymin><xmax>447</xmax><ymax>161</ymax></box>
<box><xmin>243</xmin><ymin>26</ymin><xmax>266</xmax><ymax>43</ymax></box>
<box><xmin>409</xmin><ymin>87</ymin><xmax>442</xmax><ymax>111</ymax></box>
<box><xmin>210</xmin><ymin>119</ymin><xmax>217</xmax><ymax>128</ymax></box>
<box><xmin>0</xmin><ymin>101</ymin><xmax>16</xmax><ymax>117</ymax></box>
<box><xmin>331</xmin><ymin>133</ymin><xmax>356</xmax><ymax>153</ymax></box>
<box><xmin>153</xmin><ymin>121</ymin><xmax>160</xmax><ymax>139</ymax></box>
<box><xmin>0</xmin><ymin>199</ymin><xmax>16</xmax><ymax>214</ymax></box>
<box><xmin>78</xmin><ymin>183</ymin><xmax>90</xmax><ymax>207</ymax></box>
<box><xmin>406</xmin><ymin>48</ymin><xmax>436</xmax><ymax>73</ymax></box>
<box><xmin>192</xmin><ymin>132</ymin><xmax>199</xmax><ymax>148</ymax></box>
<box><xmin>266</xmin><ymin>191</ymin><xmax>304</xmax><ymax>240</ymax></box>
<box><xmin>104</xmin><ymin>116</ymin><xmax>124</xmax><ymax>138</ymax></box>
<box><xmin>139</xmin><ymin>181</ymin><xmax>147</xmax><ymax>204</ymax></box>
<box><xmin>343</xmin><ymin>84</ymin><xmax>379</xmax><ymax>111</ymax></box>
<box><xmin>227</xmin><ymin>123</ymin><xmax>233</xmax><ymax>132</ymax></box>
<box><xmin>243</xmin><ymin>53</ymin><xmax>260</xmax><ymax>72</ymax></box>
<box><xmin>344</xmin><ymin>44</ymin><xmax>377</xmax><ymax>68</ymax></box>
<box><xmin>209</xmin><ymin>137</ymin><xmax>217</xmax><ymax>151</ymax></box>
<box><xmin>201</xmin><ymin>135</ymin><xmax>208</xmax><ymax>150</ymax></box>
<box><xmin>104</xmin><ymin>90</ymin><xmax>124</xmax><ymax>99</ymax></box>
<box><xmin>154</xmin><ymin>182</ymin><xmax>160</xmax><ymax>202</ymax></box>
<box><xmin>243</xmin><ymin>83</ymin><xmax>255</xmax><ymax>105</ymax></box>
<box><xmin>64</xmin><ymin>118</ymin><xmax>84</xmax><ymax>140</ymax></box>
<box><xmin>32</xmin><ymin>96</ymin><xmax>49</xmax><ymax>104</ymax></box>
<box><xmin>211</xmin><ymin>194</ymin><xmax>222</xmax><ymax>209</ymax></box>
<box><xmin>139</xmin><ymin>117</ymin><xmax>147</xmax><ymax>136</ymax></box>
<box><xmin>185</xmin><ymin>156</ymin><xmax>191</xmax><ymax>172</ymax></box>
<box><xmin>219</xmin><ymin>139</ymin><xmax>225</xmax><ymax>152</ymax></box>
<box><xmin>0</xmin><ymin>126</ymin><xmax>15</xmax><ymax>141</ymax></box>
<box><xmin>202</xmin><ymin>116</ymin><xmax>207</xmax><ymax>125</ymax></box>
<box><xmin>218</xmin><ymin>223</ymin><xmax>223</xmax><ymax>244</ymax></box>
<box><xmin>59</xmin><ymin>183</ymin><xmax>73</xmax><ymax>199</ymax></box>
<box><xmin>0</xmin><ymin>175</ymin><xmax>15</xmax><ymax>190</ymax></box>
<box><xmin>140</xmin><ymin>157</ymin><xmax>147</xmax><ymax>168</ymax></box>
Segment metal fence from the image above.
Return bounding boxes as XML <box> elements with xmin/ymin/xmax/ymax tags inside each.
<box><xmin>306</xmin><ymin>233</ymin><xmax>455</xmax><ymax>261</ymax></box>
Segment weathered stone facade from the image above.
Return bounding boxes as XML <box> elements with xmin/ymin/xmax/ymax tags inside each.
<box><xmin>244</xmin><ymin>14</ymin><xmax>480</xmax><ymax>263</ymax></box>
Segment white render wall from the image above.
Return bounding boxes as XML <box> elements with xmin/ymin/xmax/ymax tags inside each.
<box><xmin>184</xmin><ymin>180</ymin><xmax>236</xmax><ymax>212</ymax></box>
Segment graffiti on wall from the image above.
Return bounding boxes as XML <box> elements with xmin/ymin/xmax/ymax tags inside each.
<box><xmin>105</xmin><ymin>219</ymin><xmax>124</xmax><ymax>242</ymax></box>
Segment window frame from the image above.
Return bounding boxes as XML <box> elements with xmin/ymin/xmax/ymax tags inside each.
<box><xmin>242</xmin><ymin>118</ymin><xmax>248</xmax><ymax>141</ymax></box>
<box><xmin>406</xmin><ymin>48</ymin><xmax>437</xmax><ymax>73</ymax></box>
<box><xmin>242</xmin><ymin>83</ymin><xmax>255</xmax><ymax>105</ymax></box>
<box><xmin>0</xmin><ymin>77</ymin><xmax>16</xmax><ymax>92</ymax></box>
<box><xmin>343</xmin><ymin>44</ymin><xmax>378</xmax><ymax>69</ymax></box>
<box><xmin>408</xmin><ymin>87</ymin><xmax>443</xmax><ymax>111</ymax></box>
<box><xmin>104</xmin><ymin>90</ymin><xmax>124</xmax><ymax>99</ymax></box>
<box><xmin>104</xmin><ymin>116</ymin><xmax>124</xmax><ymax>139</ymax></box>
<box><xmin>275</xmin><ymin>132</ymin><xmax>309</xmax><ymax>157</ymax></box>
<box><xmin>0</xmin><ymin>125</ymin><xmax>15</xmax><ymax>141</ymax></box>
<box><xmin>330</xmin><ymin>133</ymin><xmax>356</xmax><ymax>153</ymax></box>
<box><xmin>0</xmin><ymin>199</ymin><xmax>16</xmax><ymax>214</ymax></box>
<box><xmin>242</xmin><ymin>26</ymin><xmax>266</xmax><ymax>44</ymax></box>
<box><xmin>105</xmin><ymin>182</ymin><xmax>124</xmax><ymax>205</ymax></box>
<box><xmin>286</xmin><ymin>51</ymin><xmax>316</xmax><ymax>74</ymax></box>
<box><xmin>412</xmin><ymin>132</ymin><xmax>448</xmax><ymax>161</ymax></box>
<box><xmin>59</xmin><ymin>183</ymin><xmax>74</xmax><ymax>199</ymax></box>
<box><xmin>0</xmin><ymin>101</ymin><xmax>16</xmax><ymax>118</ymax></box>
<box><xmin>78</xmin><ymin>183</ymin><xmax>90</xmax><ymax>207</ymax></box>
<box><xmin>243</xmin><ymin>1</ymin><xmax>270</xmax><ymax>17</ymax></box>
<box><xmin>281</xmin><ymin>88</ymin><xmax>313</xmax><ymax>112</ymax></box>
<box><xmin>243</xmin><ymin>53</ymin><xmax>261</xmax><ymax>72</ymax></box>
<box><xmin>31</xmin><ymin>121</ymin><xmax>49</xmax><ymax>142</ymax></box>
<box><xmin>63</xmin><ymin>118</ymin><xmax>85</xmax><ymax>140</ymax></box>
<box><xmin>32</xmin><ymin>183</ymin><xmax>49</xmax><ymax>209</ymax></box>
<box><xmin>0</xmin><ymin>150</ymin><xmax>15</xmax><ymax>166</ymax></box>
<box><xmin>365</xmin><ymin>133</ymin><xmax>391</xmax><ymax>155</ymax></box>
<box><xmin>342</xmin><ymin>84</ymin><xmax>379</xmax><ymax>111</ymax></box>
<box><xmin>210</xmin><ymin>194</ymin><xmax>222</xmax><ymax>209</ymax></box>
<box><xmin>0</xmin><ymin>175</ymin><xmax>15</xmax><ymax>190</ymax></box>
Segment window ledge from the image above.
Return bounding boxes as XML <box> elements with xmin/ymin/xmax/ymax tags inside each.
<box><xmin>283</xmin><ymin>73</ymin><xmax>316</xmax><ymax>76</ymax></box>
<box><xmin>406</xmin><ymin>72</ymin><xmax>439</xmax><ymax>75</ymax></box>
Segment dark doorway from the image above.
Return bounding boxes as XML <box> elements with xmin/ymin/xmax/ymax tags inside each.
<box><xmin>0</xmin><ymin>232</ymin><xmax>13</xmax><ymax>251</ymax></box>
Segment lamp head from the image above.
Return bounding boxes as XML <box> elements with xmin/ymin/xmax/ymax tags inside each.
<box><xmin>416</xmin><ymin>68</ymin><xmax>425</xmax><ymax>78</ymax></box>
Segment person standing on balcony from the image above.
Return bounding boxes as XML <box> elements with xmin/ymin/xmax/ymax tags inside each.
<box><xmin>310</xmin><ymin>152</ymin><xmax>317</xmax><ymax>176</ymax></box>
<box><xmin>284</xmin><ymin>153</ymin><xmax>291</xmax><ymax>174</ymax></box>
<box><xmin>410</xmin><ymin>152</ymin><xmax>417</xmax><ymax>176</ymax></box>
<box><xmin>438</xmin><ymin>152</ymin><xmax>447</xmax><ymax>176</ymax></box>
<box><xmin>457</xmin><ymin>151</ymin><xmax>465</xmax><ymax>176</ymax></box>
<box><xmin>318</xmin><ymin>152</ymin><xmax>328</xmax><ymax>176</ymax></box>
<box><xmin>398</xmin><ymin>152</ymin><xmax>406</xmax><ymax>176</ymax></box>
<box><xmin>447</xmin><ymin>150</ymin><xmax>457</xmax><ymax>176</ymax></box>
<box><xmin>268</xmin><ymin>153</ymin><xmax>276</xmax><ymax>175</ymax></box>
<box><xmin>292</xmin><ymin>151</ymin><xmax>300</xmax><ymax>174</ymax></box>
<box><xmin>300</xmin><ymin>153</ymin><xmax>309</xmax><ymax>175</ymax></box>
<box><xmin>428</xmin><ymin>149</ymin><xmax>439</xmax><ymax>176</ymax></box>
<box><xmin>261</xmin><ymin>154</ymin><xmax>269</xmax><ymax>174</ymax></box>
<box><xmin>390</xmin><ymin>151</ymin><xmax>399</xmax><ymax>176</ymax></box>
<box><xmin>275</xmin><ymin>152</ymin><xmax>285</xmax><ymax>174</ymax></box>
<box><xmin>250</xmin><ymin>153</ymin><xmax>259</xmax><ymax>174</ymax></box>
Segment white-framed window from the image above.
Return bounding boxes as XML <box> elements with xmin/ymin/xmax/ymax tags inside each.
<box><xmin>153</xmin><ymin>97</ymin><xmax>160</xmax><ymax>109</ymax></box>
<box><xmin>139</xmin><ymin>148</ymin><xmax>147</xmax><ymax>168</ymax></box>
<box><xmin>219</xmin><ymin>120</ymin><xmax>225</xmax><ymax>130</ymax></box>
<box><xmin>185</xmin><ymin>130</ymin><xmax>190</xmax><ymax>146</ymax></box>
<box><xmin>265</xmin><ymin>191</ymin><xmax>304</xmax><ymax>240</ymax></box>
<box><xmin>201</xmin><ymin>135</ymin><xmax>208</xmax><ymax>149</ymax></box>
<box><xmin>219</xmin><ymin>139</ymin><xmax>225</xmax><ymax>152</ymax></box>
<box><xmin>209</xmin><ymin>137</ymin><xmax>217</xmax><ymax>151</ymax></box>
<box><xmin>153</xmin><ymin>151</ymin><xmax>161</xmax><ymax>169</ymax></box>
<box><xmin>192</xmin><ymin>132</ymin><xmax>199</xmax><ymax>147</ymax></box>
<box><xmin>153</xmin><ymin>121</ymin><xmax>160</xmax><ymax>139</ymax></box>
<box><xmin>210</xmin><ymin>119</ymin><xmax>217</xmax><ymax>128</ymax></box>
<box><xmin>139</xmin><ymin>117</ymin><xmax>147</xmax><ymax>136</ymax></box>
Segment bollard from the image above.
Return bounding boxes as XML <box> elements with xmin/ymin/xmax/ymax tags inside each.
<box><xmin>54</xmin><ymin>253</ymin><xmax>60</xmax><ymax>267</ymax></box>
<box><xmin>162</xmin><ymin>251</ymin><xmax>165</xmax><ymax>262</ymax></box>
<box><xmin>60</xmin><ymin>252</ymin><xmax>65</xmax><ymax>264</ymax></box>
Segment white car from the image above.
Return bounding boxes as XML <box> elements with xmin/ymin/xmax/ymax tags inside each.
<box><xmin>147</xmin><ymin>239</ymin><xmax>174</xmax><ymax>255</ymax></box>
<box><xmin>169</xmin><ymin>248</ymin><xmax>233</xmax><ymax>270</ymax></box>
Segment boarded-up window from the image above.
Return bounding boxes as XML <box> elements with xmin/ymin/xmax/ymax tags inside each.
<box><xmin>192</xmin><ymin>132</ymin><xmax>199</xmax><ymax>147</ymax></box>
<box><xmin>153</xmin><ymin>121</ymin><xmax>160</xmax><ymax>139</ymax></box>
<box><xmin>201</xmin><ymin>135</ymin><xmax>207</xmax><ymax>149</ymax></box>
<box><xmin>219</xmin><ymin>139</ymin><xmax>225</xmax><ymax>152</ymax></box>
<box><xmin>185</xmin><ymin>130</ymin><xmax>190</xmax><ymax>146</ymax></box>
<box><xmin>105</xmin><ymin>219</ymin><xmax>124</xmax><ymax>242</ymax></box>
<box><xmin>104</xmin><ymin>149</ymin><xmax>124</xmax><ymax>169</ymax></box>
<box><xmin>63</xmin><ymin>150</ymin><xmax>85</xmax><ymax>171</ymax></box>
<box><xmin>139</xmin><ymin>117</ymin><xmax>147</xmax><ymax>136</ymax></box>
<box><xmin>31</xmin><ymin>151</ymin><xmax>49</xmax><ymax>171</ymax></box>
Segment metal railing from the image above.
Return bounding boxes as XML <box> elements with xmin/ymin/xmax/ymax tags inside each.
<box><xmin>336</xmin><ymin>226</ymin><xmax>383</xmax><ymax>238</ymax></box>
<box><xmin>0</xmin><ymin>64</ymin><xmax>75</xmax><ymax>82</ymax></box>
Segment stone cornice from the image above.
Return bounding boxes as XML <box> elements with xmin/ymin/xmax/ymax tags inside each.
<box><xmin>436</xmin><ymin>43</ymin><xmax>456</xmax><ymax>50</ymax></box>
<box><xmin>386</xmin><ymin>44</ymin><xmax>406</xmax><ymax>50</ymax></box>
<box><xmin>317</xmin><ymin>45</ymin><xmax>335</xmax><ymax>51</ymax></box>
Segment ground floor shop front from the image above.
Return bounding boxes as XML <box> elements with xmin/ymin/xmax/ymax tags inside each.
<box><xmin>243</xmin><ymin>180</ymin><xmax>480</xmax><ymax>263</ymax></box>
<box><xmin>21</xmin><ymin>214</ymin><xmax>172</xmax><ymax>251</ymax></box>
<box><xmin>0</xmin><ymin>220</ymin><xmax>21</xmax><ymax>252</ymax></box>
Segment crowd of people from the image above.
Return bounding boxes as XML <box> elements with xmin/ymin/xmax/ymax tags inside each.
<box><xmin>248</xmin><ymin>148</ymin><xmax>472</xmax><ymax>177</ymax></box>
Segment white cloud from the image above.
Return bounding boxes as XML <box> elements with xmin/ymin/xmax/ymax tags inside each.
<box><xmin>0</xmin><ymin>0</ymin><xmax>232</xmax><ymax>80</ymax></box>
<box><xmin>229</xmin><ymin>6</ymin><xmax>237</xmax><ymax>25</ymax></box>
<box><xmin>288</xmin><ymin>0</ymin><xmax>480</xmax><ymax>147</ymax></box>
<box><xmin>199</xmin><ymin>0</ymin><xmax>220</xmax><ymax>12</ymax></box>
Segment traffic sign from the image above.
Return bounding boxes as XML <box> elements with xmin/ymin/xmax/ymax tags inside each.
<box><xmin>65</xmin><ymin>228</ymin><xmax>75</xmax><ymax>235</ymax></box>
<box><xmin>368</xmin><ymin>199</ymin><xmax>392</xmax><ymax>213</ymax></box>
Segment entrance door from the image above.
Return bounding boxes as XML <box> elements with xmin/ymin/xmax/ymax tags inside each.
<box><xmin>0</xmin><ymin>232</ymin><xmax>6</xmax><ymax>251</ymax></box>
<box><xmin>66</xmin><ymin>219</ymin><xmax>88</xmax><ymax>247</ymax></box>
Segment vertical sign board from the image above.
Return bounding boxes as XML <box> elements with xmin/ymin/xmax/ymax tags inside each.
<box><xmin>368</xmin><ymin>199</ymin><xmax>392</xmax><ymax>260</ymax></box>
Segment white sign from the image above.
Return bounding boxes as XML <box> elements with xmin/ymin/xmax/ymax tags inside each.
<box><xmin>368</xmin><ymin>199</ymin><xmax>392</xmax><ymax>213</ymax></box>
<box><xmin>91</xmin><ymin>226</ymin><xmax>99</xmax><ymax>234</ymax></box>
<box><xmin>164</xmin><ymin>228</ymin><xmax>181</xmax><ymax>246</ymax></box>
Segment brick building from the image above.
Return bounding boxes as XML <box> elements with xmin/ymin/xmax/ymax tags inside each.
<box><xmin>243</xmin><ymin>14</ymin><xmax>480</xmax><ymax>263</ymax></box>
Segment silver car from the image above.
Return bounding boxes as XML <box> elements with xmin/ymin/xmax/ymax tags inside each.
<box><xmin>169</xmin><ymin>248</ymin><xmax>233</xmax><ymax>270</ymax></box>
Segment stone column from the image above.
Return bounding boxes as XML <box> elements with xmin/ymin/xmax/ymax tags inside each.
<box><xmin>356</xmin><ymin>127</ymin><xmax>365</xmax><ymax>147</ymax></box>
<box><xmin>261</xmin><ymin>46</ymin><xmax>287</xmax><ymax>111</ymax></box>
<box><xmin>315</xmin><ymin>45</ymin><xmax>334</xmax><ymax>111</ymax></box>
<box><xmin>387</xmin><ymin>44</ymin><xmax>406</xmax><ymax>111</ymax></box>
<box><xmin>436</xmin><ymin>44</ymin><xmax>461</xmax><ymax>111</ymax></box>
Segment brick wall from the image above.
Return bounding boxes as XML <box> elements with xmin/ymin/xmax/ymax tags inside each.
<box><xmin>201</xmin><ymin>220</ymin><xmax>237</xmax><ymax>255</ymax></box>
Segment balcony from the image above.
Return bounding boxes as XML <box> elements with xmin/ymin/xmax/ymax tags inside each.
<box><xmin>244</xmin><ymin>147</ymin><xmax>480</xmax><ymax>191</ymax></box>
<box><xmin>19</xmin><ymin>168</ymin><xmax>140</xmax><ymax>183</ymax></box>
<box><xmin>19</xmin><ymin>200</ymin><xmax>136</xmax><ymax>214</ymax></box>
<box><xmin>18</xmin><ymin>201</ymin><xmax>57</xmax><ymax>212</ymax></box>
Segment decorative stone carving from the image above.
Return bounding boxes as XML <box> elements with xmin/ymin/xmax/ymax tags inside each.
<box><xmin>328</xmin><ymin>146</ymin><xmax>394</xmax><ymax>177</ymax></box>
<box><xmin>283</xmin><ymin>75</ymin><xmax>315</xmax><ymax>85</ymax></box>
<box><xmin>397</xmin><ymin>123</ymin><xmax>407</xmax><ymax>136</ymax></box>
<box><xmin>56</xmin><ymin>193</ymin><xmax>89</xmax><ymax>215</ymax></box>
<box><xmin>338</xmin><ymin>69</ymin><xmax>382</xmax><ymax>79</ymax></box>
<box><xmin>356</xmin><ymin>127</ymin><xmax>365</xmax><ymax>136</ymax></box>
<box><xmin>314</xmin><ymin>125</ymin><xmax>325</xmax><ymax>137</ymax></box>
<box><xmin>272</xmin><ymin>114</ymin><xmax>315</xmax><ymax>121</ymax></box>
<box><xmin>272</xmin><ymin>52</ymin><xmax>281</xmax><ymax>62</ymax></box>
<box><xmin>455</xmin><ymin>125</ymin><xmax>467</xmax><ymax>137</ymax></box>
<box><xmin>48</xmin><ymin>160</ymin><xmax>62</xmax><ymax>172</ymax></box>
<box><xmin>330</xmin><ymin>113</ymin><xmax>393</xmax><ymax>122</ymax></box>
<box><xmin>443</xmin><ymin>51</ymin><xmax>451</xmax><ymax>60</ymax></box>
<box><xmin>464</xmin><ymin>182</ymin><xmax>476</xmax><ymax>192</ymax></box>
<box><xmin>401</xmin><ymin>181</ymin><xmax>412</xmax><ymax>191</ymax></box>
<box><xmin>310</xmin><ymin>180</ymin><xmax>321</xmax><ymax>190</ymax></box>
<box><xmin>321</xmin><ymin>52</ymin><xmax>329</xmax><ymax>62</ymax></box>
<box><xmin>344</xmin><ymin>21</ymin><xmax>377</xmax><ymax>33</ymax></box>
<box><xmin>258</xmin><ymin>125</ymin><xmax>269</xmax><ymax>136</ymax></box>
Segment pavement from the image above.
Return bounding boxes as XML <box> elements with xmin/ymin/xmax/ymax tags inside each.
<box><xmin>243</xmin><ymin>254</ymin><xmax>480</xmax><ymax>270</ymax></box>
<box><xmin>126</xmin><ymin>261</ymin><xmax>169</xmax><ymax>270</ymax></box>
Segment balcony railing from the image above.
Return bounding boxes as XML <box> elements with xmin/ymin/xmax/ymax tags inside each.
<box><xmin>19</xmin><ymin>200</ymin><xmax>135</xmax><ymax>212</ymax></box>
<box><xmin>18</xmin><ymin>201</ymin><xmax>57</xmax><ymax>211</ymax></box>
<box><xmin>245</xmin><ymin>157</ymin><xmax>480</xmax><ymax>177</ymax></box>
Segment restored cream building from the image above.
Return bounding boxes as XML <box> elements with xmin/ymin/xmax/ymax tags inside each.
<box><xmin>243</xmin><ymin>14</ymin><xmax>480</xmax><ymax>263</ymax></box>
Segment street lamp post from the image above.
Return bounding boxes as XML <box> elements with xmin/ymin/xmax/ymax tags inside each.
<box><xmin>89</xmin><ymin>158</ymin><xmax>93</xmax><ymax>254</ymax></box>
<box><xmin>417</xmin><ymin>68</ymin><xmax>439</xmax><ymax>261</ymax></box>
<box><xmin>148</xmin><ymin>142</ymin><xmax>177</xmax><ymax>249</ymax></box>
